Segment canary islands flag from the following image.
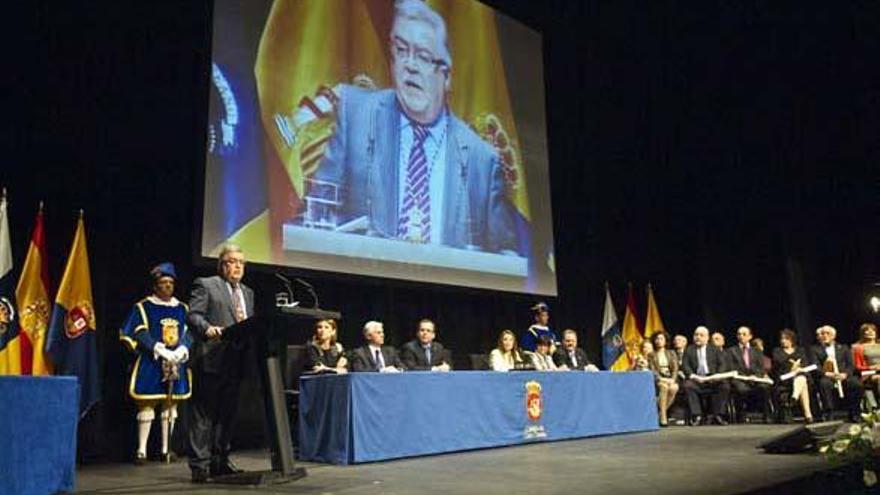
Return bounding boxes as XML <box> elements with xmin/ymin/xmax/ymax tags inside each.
<box><xmin>601</xmin><ymin>283</ymin><xmax>621</xmax><ymax>369</ymax></box>
<box><xmin>46</xmin><ymin>213</ymin><xmax>98</xmax><ymax>416</ymax></box>
<box><xmin>0</xmin><ymin>191</ymin><xmax>22</xmax><ymax>375</ymax></box>
<box><xmin>611</xmin><ymin>284</ymin><xmax>643</xmax><ymax>371</ymax></box>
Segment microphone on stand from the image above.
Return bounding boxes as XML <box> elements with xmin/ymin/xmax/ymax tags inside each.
<box><xmin>294</xmin><ymin>278</ymin><xmax>320</xmax><ymax>309</ymax></box>
<box><xmin>274</xmin><ymin>272</ymin><xmax>296</xmax><ymax>307</ymax></box>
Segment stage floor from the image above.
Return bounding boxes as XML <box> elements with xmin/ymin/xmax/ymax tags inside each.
<box><xmin>75</xmin><ymin>424</ymin><xmax>834</xmax><ymax>495</ymax></box>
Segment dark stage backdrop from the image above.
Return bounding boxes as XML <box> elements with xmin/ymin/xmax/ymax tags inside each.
<box><xmin>4</xmin><ymin>1</ymin><xmax>878</xmax><ymax>462</ymax></box>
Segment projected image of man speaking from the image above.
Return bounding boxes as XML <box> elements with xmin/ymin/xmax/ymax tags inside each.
<box><xmin>311</xmin><ymin>0</ymin><xmax>519</xmax><ymax>253</ymax></box>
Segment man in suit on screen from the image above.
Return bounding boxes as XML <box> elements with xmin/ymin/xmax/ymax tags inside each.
<box><xmin>400</xmin><ymin>318</ymin><xmax>451</xmax><ymax>371</ymax></box>
<box><xmin>312</xmin><ymin>0</ymin><xmax>518</xmax><ymax>253</ymax></box>
<box><xmin>186</xmin><ymin>244</ymin><xmax>255</xmax><ymax>483</ymax></box>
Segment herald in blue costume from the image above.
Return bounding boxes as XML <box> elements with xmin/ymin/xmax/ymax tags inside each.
<box><xmin>520</xmin><ymin>302</ymin><xmax>559</xmax><ymax>352</ymax></box>
<box><xmin>119</xmin><ymin>262</ymin><xmax>191</xmax><ymax>464</ymax></box>
<box><xmin>120</xmin><ymin>297</ymin><xmax>193</xmax><ymax>400</ymax></box>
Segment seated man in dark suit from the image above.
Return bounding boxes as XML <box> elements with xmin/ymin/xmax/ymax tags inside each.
<box><xmin>726</xmin><ymin>326</ymin><xmax>772</xmax><ymax>423</ymax></box>
<box><xmin>348</xmin><ymin>321</ymin><xmax>405</xmax><ymax>372</ymax></box>
<box><xmin>809</xmin><ymin>325</ymin><xmax>862</xmax><ymax>422</ymax></box>
<box><xmin>399</xmin><ymin>319</ymin><xmax>451</xmax><ymax>371</ymax></box>
<box><xmin>712</xmin><ymin>331</ymin><xmax>732</xmax><ymax>371</ymax></box>
<box><xmin>553</xmin><ymin>329</ymin><xmax>599</xmax><ymax>371</ymax></box>
<box><xmin>682</xmin><ymin>326</ymin><xmax>731</xmax><ymax>426</ymax></box>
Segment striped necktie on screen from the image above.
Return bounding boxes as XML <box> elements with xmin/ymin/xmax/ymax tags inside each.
<box><xmin>398</xmin><ymin>124</ymin><xmax>430</xmax><ymax>243</ymax></box>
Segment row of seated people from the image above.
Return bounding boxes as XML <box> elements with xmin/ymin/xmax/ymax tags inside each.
<box><xmin>634</xmin><ymin>323</ymin><xmax>880</xmax><ymax>426</ymax></box>
<box><xmin>300</xmin><ymin>312</ymin><xmax>880</xmax><ymax>428</ymax></box>
<box><xmin>302</xmin><ymin>317</ymin><xmax>599</xmax><ymax>374</ymax></box>
<box><xmin>302</xmin><ymin>319</ymin><xmax>450</xmax><ymax>373</ymax></box>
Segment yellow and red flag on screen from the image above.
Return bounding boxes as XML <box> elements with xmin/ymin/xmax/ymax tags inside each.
<box><xmin>16</xmin><ymin>204</ymin><xmax>52</xmax><ymax>375</ymax></box>
<box><xmin>253</xmin><ymin>0</ymin><xmax>531</xmax><ymax>258</ymax></box>
<box><xmin>46</xmin><ymin>212</ymin><xmax>99</xmax><ymax>416</ymax></box>
<box><xmin>611</xmin><ymin>284</ymin><xmax>644</xmax><ymax>371</ymax></box>
<box><xmin>643</xmin><ymin>284</ymin><xmax>665</xmax><ymax>340</ymax></box>
<box><xmin>0</xmin><ymin>190</ymin><xmax>22</xmax><ymax>375</ymax></box>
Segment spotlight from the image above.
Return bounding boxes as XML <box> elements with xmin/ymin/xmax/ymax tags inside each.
<box><xmin>872</xmin><ymin>296</ymin><xmax>880</xmax><ymax>314</ymax></box>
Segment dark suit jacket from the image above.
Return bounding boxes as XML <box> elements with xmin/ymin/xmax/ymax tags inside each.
<box><xmin>808</xmin><ymin>343</ymin><xmax>854</xmax><ymax>376</ymax></box>
<box><xmin>681</xmin><ymin>344</ymin><xmax>728</xmax><ymax>377</ymax></box>
<box><xmin>314</xmin><ymin>85</ymin><xmax>517</xmax><ymax>252</ymax></box>
<box><xmin>399</xmin><ymin>340</ymin><xmax>450</xmax><ymax>371</ymax></box>
<box><xmin>186</xmin><ymin>275</ymin><xmax>255</xmax><ymax>376</ymax></box>
<box><xmin>349</xmin><ymin>345</ymin><xmax>405</xmax><ymax>372</ymax></box>
<box><xmin>726</xmin><ymin>345</ymin><xmax>767</xmax><ymax>376</ymax></box>
<box><xmin>552</xmin><ymin>347</ymin><xmax>593</xmax><ymax>369</ymax></box>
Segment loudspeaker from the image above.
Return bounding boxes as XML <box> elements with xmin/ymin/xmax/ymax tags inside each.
<box><xmin>757</xmin><ymin>421</ymin><xmax>843</xmax><ymax>454</ymax></box>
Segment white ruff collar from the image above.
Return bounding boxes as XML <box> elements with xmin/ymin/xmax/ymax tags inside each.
<box><xmin>147</xmin><ymin>296</ymin><xmax>180</xmax><ymax>307</ymax></box>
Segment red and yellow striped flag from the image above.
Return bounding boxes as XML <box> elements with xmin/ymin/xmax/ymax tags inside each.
<box><xmin>16</xmin><ymin>204</ymin><xmax>52</xmax><ymax>375</ymax></box>
<box><xmin>611</xmin><ymin>284</ymin><xmax>644</xmax><ymax>371</ymax></box>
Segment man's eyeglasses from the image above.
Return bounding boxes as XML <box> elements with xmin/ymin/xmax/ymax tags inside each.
<box><xmin>392</xmin><ymin>37</ymin><xmax>447</xmax><ymax>71</ymax></box>
<box><xmin>222</xmin><ymin>258</ymin><xmax>245</xmax><ymax>267</ymax></box>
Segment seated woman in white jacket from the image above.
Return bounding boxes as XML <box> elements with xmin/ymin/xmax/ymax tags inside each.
<box><xmin>489</xmin><ymin>329</ymin><xmax>527</xmax><ymax>371</ymax></box>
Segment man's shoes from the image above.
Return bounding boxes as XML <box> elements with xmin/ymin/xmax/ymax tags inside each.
<box><xmin>211</xmin><ymin>458</ymin><xmax>243</xmax><ymax>477</ymax></box>
<box><xmin>709</xmin><ymin>415</ymin><xmax>728</xmax><ymax>426</ymax></box>
<box><xmin>191</xmin><ymin>469</ymin><xmax>210</xmax><ymax>484</ymax></box>
<box><xmin>689</xmin><ymin>415</ymin><xmax>703</xmax><ymax>426</ymax></box>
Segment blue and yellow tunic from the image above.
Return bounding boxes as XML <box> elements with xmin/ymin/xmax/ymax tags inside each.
<box><xmin>119</xmin><ymin>296</ymin><xmax>192</xmax><ymax>401</ymax></box>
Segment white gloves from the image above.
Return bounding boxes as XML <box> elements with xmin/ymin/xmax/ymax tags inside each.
<box><xmin>173</xmin><ymin>346</ymin><xmax>189</xmax><ymax>364</ymax></box>
<box><xmin>152</xmin><ymin>343</ymin><xmax>189</xmax><ymax>364</ymax></box>
<box><xmin>153</xmin><ymin>343</ymin><xmax>175</xmax><ymax>362</ymax></box>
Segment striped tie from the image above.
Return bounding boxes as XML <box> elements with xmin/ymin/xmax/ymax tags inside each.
<box><xmin>398</xmin><ymin>124</ymin><xmax>430</xmax><ymax>242</ymax></box>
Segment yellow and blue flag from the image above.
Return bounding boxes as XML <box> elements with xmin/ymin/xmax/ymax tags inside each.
<box><xmin>46</xmin><ymin>213</ymin><xmax>98</xmax><ymax>416</ymax></box>
<box><xmin>0</xmin><ymin>191</ymin><xmax>22</xmax><ymax>375</ymax></box>
<box><xmin>643</xmin><ymin>284</ymin><xmax>665</xmax><ymax>340</ymax></box>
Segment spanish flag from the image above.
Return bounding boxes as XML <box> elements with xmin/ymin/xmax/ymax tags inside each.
<box><xmin>611</xmin><ymin>284</ymin><xmax>643</xmax><ymax>371</ymax></box>
<box><xmin>643</xmin><ymin>284</ymin><xmax>665</xmax><ymax>340</ymax></box>
<box><xmin>0</xmin><ymin>190</ymin><xmax>22</xmax><ymax>375</ymax></box>
<box><xmin>46</xmin><ymin>212</ymin><xmax>99</xmax><ymax>416</ymax></box>
<box><xmin>16</xmin><ymin>204</ymin><xmax>52</xmax><ymax>375</ymax></box>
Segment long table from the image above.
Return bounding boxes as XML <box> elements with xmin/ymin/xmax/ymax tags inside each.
<box><xmin>298</xmin><ymin>370</ymin><xmax>658</xmax><ymax>464</ymax></box>
<box><xmin>0</xmin><ymin>376</ymin><xmax>79</xmax><ymax>495</ymax></box>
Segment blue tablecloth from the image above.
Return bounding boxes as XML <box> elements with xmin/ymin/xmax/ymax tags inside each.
<box><xmin>299</xmin><ymin>371</ymin><xmax>658</xmax><ymax>464</ymax></box>
<box><xmin>0</xmin><ymin>376</ymin><xmax>79</xmax><ymax>495</ymax></box>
